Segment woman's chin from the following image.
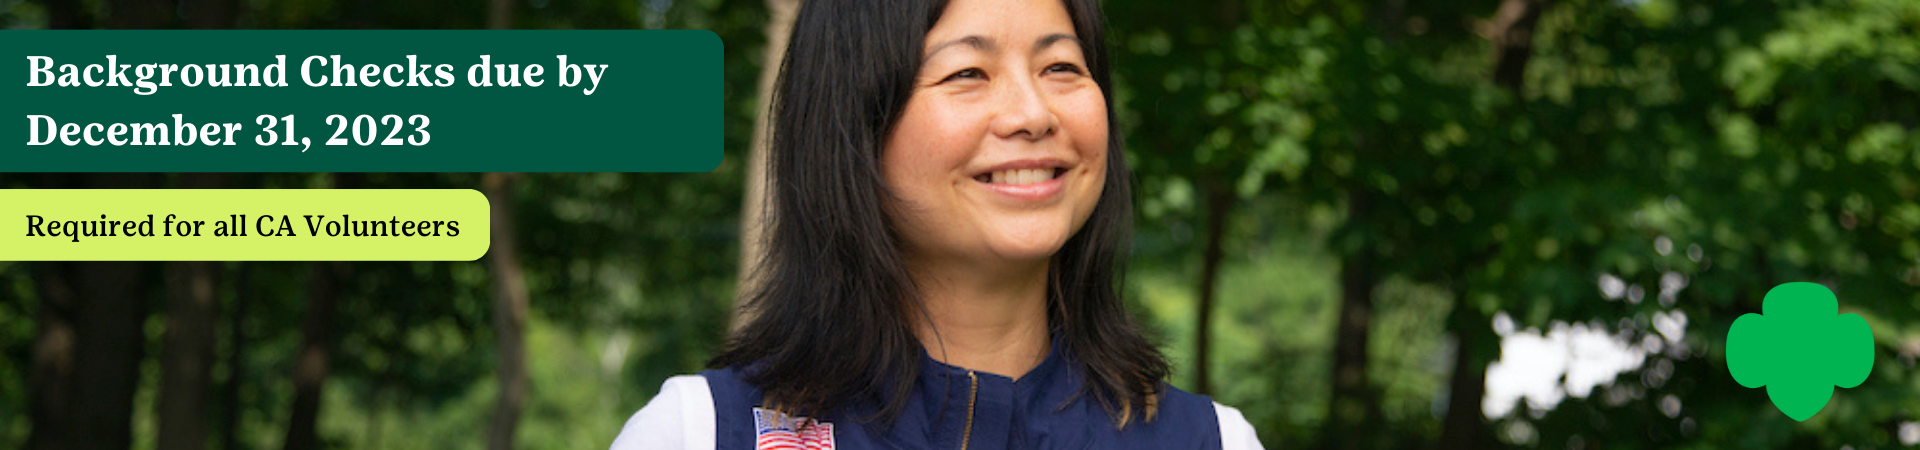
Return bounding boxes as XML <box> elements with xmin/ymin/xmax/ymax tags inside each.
<box><xmin>982</xmin><ymin>234</ymin><xmax>1072</xmax><ymax>263</ymax></box>
<box><xmin>969</xmin><ymin>213</ymin><xmax>1087</xmax><ymax>262</ymax></box>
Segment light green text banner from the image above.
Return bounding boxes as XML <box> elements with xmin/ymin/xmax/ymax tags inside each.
<box><xmin>1</xmin><ymin>189</ymin><xmax>490</xmax><ymax>261</ymax></box>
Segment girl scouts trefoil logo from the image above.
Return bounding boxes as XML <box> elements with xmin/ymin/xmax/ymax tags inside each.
<box><xmin>753</xmin><ymin>407</ymin><xmax>835</xmax><ymax>450</ymax></box>
<box><xmin>1727</xmin><ymin>282</ymin><xmax>1874</xmax><ymax>421</ymax></box>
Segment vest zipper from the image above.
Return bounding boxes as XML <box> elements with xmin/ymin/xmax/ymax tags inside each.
<box><xmin>961</xmin><ymin>370</ymin><xmax>978</xmax><ymax>450</ymax></box>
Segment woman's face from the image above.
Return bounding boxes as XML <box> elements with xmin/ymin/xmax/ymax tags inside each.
<box><xmin>882</xmin><ymin>0</ymin><xmax>1108</xmax><ymax>268</ymax></box>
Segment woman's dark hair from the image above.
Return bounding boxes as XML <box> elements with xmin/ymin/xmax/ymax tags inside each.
<box><xmin>709</xmin><ymin>0</ymin><xmax>1170</xmax><ymax>428</ymax></box>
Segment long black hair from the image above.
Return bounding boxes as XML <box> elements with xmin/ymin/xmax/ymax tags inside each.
<box><xmin>709</xmin><ymin>0</ymin><xmax>1170</xmax><ymax>428</ymax></box>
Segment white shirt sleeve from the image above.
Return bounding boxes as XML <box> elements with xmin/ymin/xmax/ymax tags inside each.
<box><xmin>611</xmin><ymin>375</ymin><xmax>717</xmax><ymax>450</ymax></box>
<box><xmin>1214</xmin><ymin>402</ymin><xmax>1266</xmax><ymax>450</ymax></box>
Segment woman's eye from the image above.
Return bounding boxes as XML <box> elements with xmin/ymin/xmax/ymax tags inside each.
<box><xmin>1044</xmin><ymin>63</ymin><xmax>1085</xmax><ymax>76</ymax></box>
<box><xmin>940</xmin><ymin>68</ymin><xmax>985</xmax><ymax>83</ymax></box>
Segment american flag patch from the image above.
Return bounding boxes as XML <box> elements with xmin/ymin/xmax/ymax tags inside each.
<box><xmin>753</xmin><ymin>407</ymin><xmax>834</xmax><ymax>450</ymax></box>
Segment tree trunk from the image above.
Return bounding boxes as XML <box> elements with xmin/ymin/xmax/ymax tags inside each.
<box><xmin>736</xmin><ymin>0</ymin><xmax>803</xmax><ymax>328</ymax></box>
<box><xmin>182</xmin><ymin>0</ymin><xmax>239</xmax><ymax>29</ymax></box>
<box><xmin>283</xmin><ymin>260</ymin><xmax>339</xmax><ymax>450</ymax></box>
<box><xmin>488</xmin><ymin>0</ymin><xmax>513</xmax><ymax>29</ymax></box>
<box><xmin>159</xmin><ymin>174</ymin><xmax>227</xmax><ymax>450</ymax></box>
<box><xmin>1433</xmin><ymin>1</ymin><xmax>1553</xmax><ymax>447</ymax></box>
<box><xmin>1320</xmin><ymin>191</ymin><xmax>1379</xmax><ymax>450</ymax></box>
<box><xmin>27</xmin><ymin>261</ymin><xmax>78</xmax><ymax>450</ymax></box>
<box><xmin>222</xmin><ymin>263</ymin><xmax>252</xmax><ymax>450</ymax></box>
<box><xmin>63</xmin><ymin>174</ymin><xmax>159</xmax><ymax>450</ymax></box>
<box><xmin>44</xmin><ymin>0</ymin><xmax>94</xmax><ymax>29</ymax></box>
<box><xmin>27</xmin><ymin>174</ymin><xmax>79</xmax><ymax>450</ymax></box>
<box><xmin>1192</xmin><ymin>190</ymin><xmax>1231</xmax><ymax>395</ymax></box>
<box><xmin>1438</xmin><ymin>288</ymin><xmax>1495</xmax><ymax>449</ymax></box>
<box><xmin>158</xmin><ymin>261</ymin><xmax>221</xmax><ymax>450</ymax></box>
<box><xmin>484</xmin><ymin>173</ymin><xmax>531</xmax><ymax>450</ymax></box>
<box><xmin>107</xmin><ymin>0</ymin><xmax>174</xmax><ymax>28</ymax></box>
<box><xmin>72</xmin><ymin>259</ymin><xmax>154</xmax><ymax>450</ymax></box>
<box><xmin>284</xmin><ymin>174</ymin><xmax>355</xmax><ymax>450</ymax></box>
<box><xmin>1486</xmin><ymin>0</ymin><xmax>1551</xmax><ymax>92</ymax></box>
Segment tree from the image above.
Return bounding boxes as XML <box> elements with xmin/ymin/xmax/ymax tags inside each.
<box><xmin>484</xmin><ymin>173</ymin><xmax>531</xmax><ymax>450</ymax></box>
<box><xmin>284</xmin><ymin>175</ymin><xmax>356</xmax><ymax>450</ymax></box>
<box><xmin>157</xmin><ymin>174</ymin><xmax>230</xmax><ymax>450</ymax></box>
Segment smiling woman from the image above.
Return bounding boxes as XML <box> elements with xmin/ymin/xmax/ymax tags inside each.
<box><xmin>610</xmin><ymin>0</ymin><xmax>1263</xmax><ymax>449</ymax></box>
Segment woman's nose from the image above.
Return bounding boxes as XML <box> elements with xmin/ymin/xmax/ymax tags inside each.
<box><xmin>989</xmin><ymin>73</ymin><xmax>1058</xmax><ymax>141</ymax></box>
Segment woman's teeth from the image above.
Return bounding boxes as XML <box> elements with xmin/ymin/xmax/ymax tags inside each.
<box><xmin>988</xmin><ymin>168</ymin><xmax>1056</xmax><ymax>185</ymax></box>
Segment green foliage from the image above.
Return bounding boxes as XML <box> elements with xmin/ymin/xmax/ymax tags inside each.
<box><xmin>1112</xmin><ymin>0</ymin><xmax>1920</xmax><ymax>448</ymax></box>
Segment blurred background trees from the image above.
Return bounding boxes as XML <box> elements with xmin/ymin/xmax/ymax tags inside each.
<box><xmin>1</xmin><ymin>0</ymin><xmax>1917</xmax><ymax>449</ymax></box>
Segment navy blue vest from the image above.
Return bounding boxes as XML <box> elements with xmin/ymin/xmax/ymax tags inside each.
<box><xmin>701</xmin><ymin>338</ymin><xmax>1223</xmax><ymax>450</ymax></box>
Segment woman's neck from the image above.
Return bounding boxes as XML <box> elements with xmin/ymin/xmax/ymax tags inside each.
<box><xmin>908</xmin><ymin>255</ymin><xmax>1052</xmax><ymax>380</ymax></box>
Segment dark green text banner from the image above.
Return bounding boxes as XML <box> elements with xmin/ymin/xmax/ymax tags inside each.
<box><xmin>3</xmin><ymin>30</ymin><xmax>721</xmax><ymax>172</ymax></box>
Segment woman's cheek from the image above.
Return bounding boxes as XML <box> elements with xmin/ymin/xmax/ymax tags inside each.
<box><xmin>1076</xmin><ymin>93</ymin><xmax>1110</xmax><ymax>141</ymax></box>
<box><xmin>1065</xmin><ymin>91</ymin><xmax>1109</xmax><ymax>224</ymax></box>
<box><xmin>892</xmin><ymin>102</ymin><xmax>963</xmax><ymax>173</ymax></box>
<box><xmin>883</xmin><ymin>98</ymin><xmax>981</xmax><ymax>232</ymax></box>
<box><xmin>1066</xmin><ymin>96</ymin><xmax>1108</xmax><ymax>167</ymax></box>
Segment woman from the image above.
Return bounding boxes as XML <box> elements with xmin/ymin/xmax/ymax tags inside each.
<box><xmin>612</xmin><ymin>0</ymin><xmax>1263</xmax><ymax>448</ymax></box>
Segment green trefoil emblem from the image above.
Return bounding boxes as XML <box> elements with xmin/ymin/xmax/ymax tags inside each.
<box><xmin>1726</xmin><ymin>282</ymin><xmax>1874</xmax><ymax>421</ymax></box>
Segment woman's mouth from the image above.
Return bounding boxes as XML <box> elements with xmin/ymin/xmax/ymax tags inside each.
<box><xmin>971</xmin><ymin>160</ymin><xmax>1072</xmax><ymax>202</ymax></box>
<box><xmin>975</xmin><ymin>168</ymin><xmax>1066</xmax><ymax>185</ymax></box>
